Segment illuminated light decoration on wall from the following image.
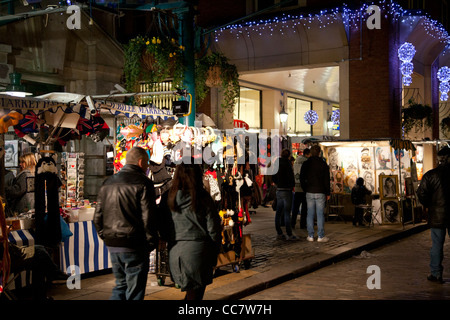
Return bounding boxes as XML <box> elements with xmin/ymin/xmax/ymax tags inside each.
<box><xmin>331</xmin><ymin>109</ymin><xmax>340</xmax><ymax>126</ymax></box>
<box><xmin>437</xmin><ymin>66</ymin><xmax>450</xmax><ymax>101</ymax></box>
<box><xmin>304</xmin><ymin>110</ymin><xmax>319</xmax><ymax>125</ymax></box>
<box><xmin>398</xmin><ymin>42</ymin><xmax>416</xmax><ymax>86</ymax></box>
<box><xmin>214</xmin><ymin>1</ymin><xmax>449</xmax><ymax>44</ymax></box>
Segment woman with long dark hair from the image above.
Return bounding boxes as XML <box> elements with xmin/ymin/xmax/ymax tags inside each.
<box><xmin>166</xmin><ymin>161</ymin><xmax>222</xmax><ymax>300</ymax></box>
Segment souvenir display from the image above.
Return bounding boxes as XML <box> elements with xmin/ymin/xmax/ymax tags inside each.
<box><xmin>61</xmin><ymin>152</ymin><xmax>85</xmax><ymax>208</ymax></box>
<box><xmin>111</xmin><ymin>117</ymin><xmax>259</xmax><ymax>263</ymax></box>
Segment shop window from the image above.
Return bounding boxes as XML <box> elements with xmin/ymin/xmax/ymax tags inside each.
<box><xmin>234</xmin><ymin>87</ymin><xmax>261</xmax><ymax>130</ymax></box>
<box><xmin>286</xmin><ymin>97</ymin><xmax>312</xmax><ymax>135</ymax></box>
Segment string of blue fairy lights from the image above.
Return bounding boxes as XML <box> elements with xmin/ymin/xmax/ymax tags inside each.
<box><xmin>214</xmin><ymin>1</ymin><xmax>449</xmax><ymax>44</ymax></box>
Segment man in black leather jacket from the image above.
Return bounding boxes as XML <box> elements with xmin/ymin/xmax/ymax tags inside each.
<box><xmin>94</xmin><ymin>147</ymin><xmax>158</xmax><ymax>299</ymax></box>
<box><xmin>417</xmin><ymin>146</ymin><xmax>450</xmax><ymax>284</ymax></box>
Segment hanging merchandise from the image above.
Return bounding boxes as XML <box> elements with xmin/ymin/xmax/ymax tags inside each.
<box><xmin>204</xmin><ymin>167</ymin><xmax>221</xmax><ymax>202</ymax></box>
<box><xmin>34</xmin><ymin>153</ymin><xmax>62</xmax><ymax>248</ymax></box>
<box><xmin>14</xmin><ymin>110</ymin><xmax>42</xmax><ymax>134</ymax></box>
<box><xmin>0</xmin><ymin>111</ymin><xmax>23</xmax><ymax>134</ymax></box>
<box><xmin>120</xmin><ymin>124</ymin><xmax>144</xmax><ymax>140</ymax></box>
<box><xmin>89</xmin><ymin>112</ymin><xmax>110</xmax><ymax>142</ymax></box>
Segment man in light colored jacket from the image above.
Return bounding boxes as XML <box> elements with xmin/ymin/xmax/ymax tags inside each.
<box><xmin>291</xmin><ymin>148</ymin><xmax>310</xmax><ymax>229</ymax></box>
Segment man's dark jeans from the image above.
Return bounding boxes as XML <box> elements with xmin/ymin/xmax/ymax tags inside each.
<box><xmin>110</xmin><ymin>249</ymin><xmax>149</xmax><ymax>300</ymax></box>
<box><xmin>275</xmin><ymin>190</ymin><xmax>293</xmax><ymax>236</ymax></box>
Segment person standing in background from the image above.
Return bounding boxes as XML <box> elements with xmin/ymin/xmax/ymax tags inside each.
<box><xmin>417</xmin><ymin>146</ymin><xmax>450</xmax><ymax>284</ymax></box>
<box><xmin>272</xmin><ymin>149</ymin><xmax>296</xmax><ymax>240</ymax></box>
<box><xmin>292</xmin><ymin>148</ymin><xmax>310</xmax><ymax>229</ymax></box>
<box><xmin>6</xmin><ymin>153</ymin><xmax>36</xmax><ymax>215</ymax></box>
<box><xmin>300</xmin><ymin>145</ymin><xmax>331</xmax><ymax>242</ymax></box>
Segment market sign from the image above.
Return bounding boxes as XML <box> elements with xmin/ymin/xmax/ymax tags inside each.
<box><xmin>97</xmin><ymin>101</ymin><xmax>176</xmax><ymax>120</ymax></box>
<box><xmin>0</xmin><ymin>94</ymin><xmax>63</xmax><ymax>112</ymax></box>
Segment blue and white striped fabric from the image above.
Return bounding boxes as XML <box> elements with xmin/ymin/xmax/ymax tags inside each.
<box><xmin>8</xmin><ymin>229</ymin><xmax>35</xmax><ymax>247</ymax></box>
<box><xmin>7</xmin><ymin>229</ymin><xmax>35</xmax><ymax>290</ymax></box>
<box><xmin>59</xmin><ymin>220</ymin><xmax>111</xmax><ymax>274</ymax></box>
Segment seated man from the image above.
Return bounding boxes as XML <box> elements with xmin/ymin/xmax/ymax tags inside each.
<box><xmin>351</xmin><ymin>177</ymin><xmax>372</xmax><ymax>226</ymax></box>
<box><xmin>1</xmin><ymin>242</ymin><xmax>68</xmax><ymax>300</ymax></box>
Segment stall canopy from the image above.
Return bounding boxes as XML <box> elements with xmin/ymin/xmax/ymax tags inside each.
<box><xmin>0</xmin><ymin>92</ymin><xmax>176</xmax><ymax>138</ymax></box>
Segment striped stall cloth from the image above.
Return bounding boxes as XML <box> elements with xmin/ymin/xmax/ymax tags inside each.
<box><xmin>59</xmin><ymin>220</ymin><xmax>111</xmax><ymax>274</ymax></box>
<box><xmin>7</xmin><ymin>229</ymin><xmax>35</xmax><ymax>290</ymax></box>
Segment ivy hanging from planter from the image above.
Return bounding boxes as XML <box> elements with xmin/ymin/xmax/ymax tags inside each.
<box><xmin>195</xmin><ymin>52</ymin><xmax>240</xmax><ymax>117</ymax></box>
<box><xmin>123</xmin><ymin>35</ymin><xmax>185</xmax><ymax>92</ymax></box>
<box><xmin>401</xmin><ymin>99</ymin><xmax>433</xmax><ymax>134</ymax></box>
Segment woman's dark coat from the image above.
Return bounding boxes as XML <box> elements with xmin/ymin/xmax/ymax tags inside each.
<box><xmin>167</xmin><ymin>189</ymin><xmax>222</xmax><ymax>291</ymax></box>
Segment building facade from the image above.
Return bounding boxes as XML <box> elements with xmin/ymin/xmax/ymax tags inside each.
<box><xmin>202</xmin><ymin>0</ymin><xmax>450</xmax><ymax>144</ymax></box>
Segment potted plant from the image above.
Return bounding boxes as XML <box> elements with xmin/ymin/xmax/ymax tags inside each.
<box><xmin>123</xmin><ymin>35</ymin><xmax>185</xmax><ymax>93</ymax></box>
<box><xmin>195</xmin><ymin>52</ymin><xmax>240</xmax><ymax>116</ymax></box>
<box><xmin>401</xmin><ymin>99</ymin><xmax>433</xmax><ymax>134</ymax></box>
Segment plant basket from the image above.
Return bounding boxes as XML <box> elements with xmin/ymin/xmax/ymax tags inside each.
<box><xmin>402</xmin><ymin>99</ymin><xmax>433</xmax><ymax>134</ymax></box>
<box><xmin>141</xmin><ymin>52</ymin><xmax>157</xmax><ymax>72</ymax></box>
<box><xmin>205</xmin><ymin>65</ymin><xmax>223</xmax><ymax>88</ymax></box>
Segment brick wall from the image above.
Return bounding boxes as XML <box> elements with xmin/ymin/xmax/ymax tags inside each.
<box><xmin>348</xmin><ymin>17</ymin><xmax>401</xmax><ymax>140</ymax></box>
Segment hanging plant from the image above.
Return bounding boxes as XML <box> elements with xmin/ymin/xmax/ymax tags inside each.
<box><xmin>401</xmin><ymin>99</ymin><xmax>433</xmax><ymax>134</ymax></box>
<box><xmin>123</xmin><ymin>35</ymin><xmax>185</xmax><ymax>93</ymax></box>
<box><xmin>441</xmin><ymin>116</ymin><xmax>450</xmax><ymax>138</ymax></box>
<box><xmin>195</xmin><ymin>52</ymin><xmax>240</xmax><ymax>116</ymax></box>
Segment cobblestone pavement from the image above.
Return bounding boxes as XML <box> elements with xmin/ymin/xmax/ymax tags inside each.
<box><xmin>40</xmin><ymin>206</ymin><xmax>429</xmax><ymax>300</ymax></box>
<box><xmin>244</xmin><ymin>229</ymin><xmax>450</xmax><ymax>300</ymax></box>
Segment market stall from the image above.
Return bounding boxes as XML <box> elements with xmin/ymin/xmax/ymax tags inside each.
<box><xmin>0</xmin><ymin>91</ymin><xmax>181</xmax><ymax>285</ymax></box>
<box><xmin>315</xmin><ymin>139</ymin><xmax>424</xmax><ymax>226</ymax></box>
<box><xmin>1</xmin><ymin>91</ymin><xmax>259</xmax><ymax>289</ymax></box>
